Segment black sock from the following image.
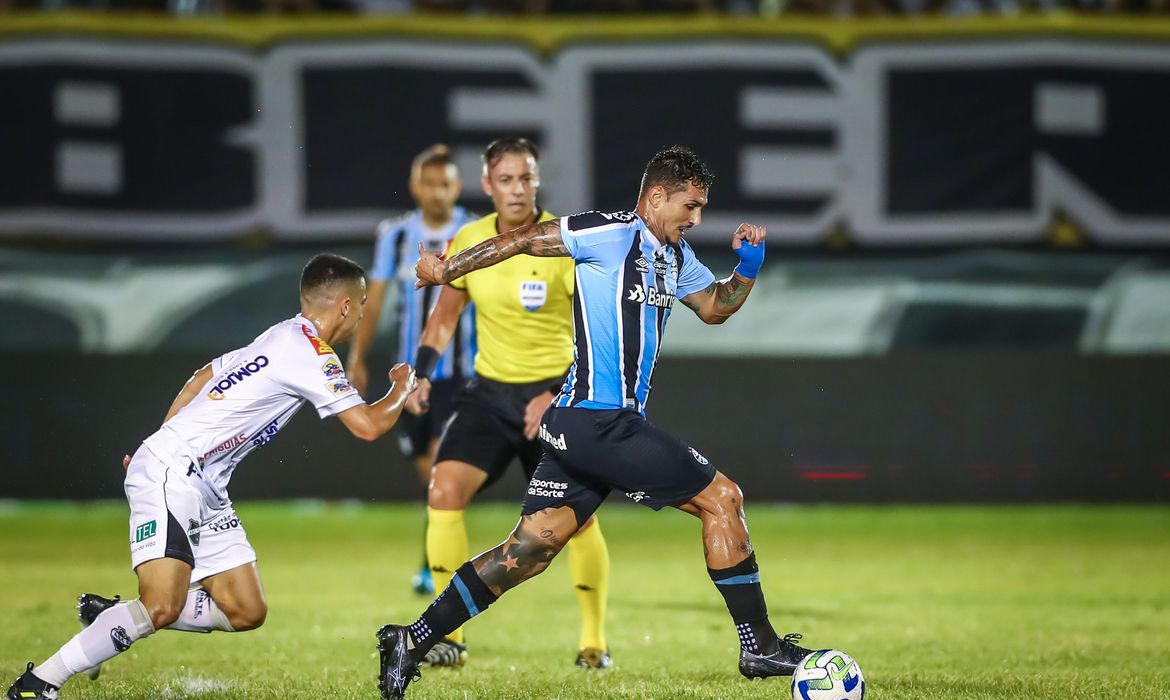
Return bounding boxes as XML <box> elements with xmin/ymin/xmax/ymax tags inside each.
<box><xmin>708</xmin><ymin>553</ymin><xmax>779</xmax><ymax>655</ymax></box>
<box><xmin>407</xmin><ymin>562</ymin><xmax>498</xmax><ymax>662</ymax></box>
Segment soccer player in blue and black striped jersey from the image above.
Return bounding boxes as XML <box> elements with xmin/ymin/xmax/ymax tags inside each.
<box><xmin>374</xmin><ymin>146</ymin><xmax>815</xmax><ymax>699</ymax></box>
<box><xmin>347</xmin><ymin>145</ymin><xmax>477</xmax><ymax>597</ymax></box>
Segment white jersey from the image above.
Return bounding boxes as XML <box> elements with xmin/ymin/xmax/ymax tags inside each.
<box><xmin>142</xmin><ymin>315</ymin><xmax>364</xmax><ymax>508</ymax></box>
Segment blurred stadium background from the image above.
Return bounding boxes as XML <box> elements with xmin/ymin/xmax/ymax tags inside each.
<box><xmin>2</xmin><ymin>4</ymin><xmax>1169</xmax><ymax>699</ymax></box>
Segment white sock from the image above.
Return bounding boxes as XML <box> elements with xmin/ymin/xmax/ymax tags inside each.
<box><xmin>33</xmin><ymin>599</ymin><xmax>154</xmax><ymax>688</ymax></box>
<box><xmin>166</xmin><ymin>587</ymin><xmax>234</xmax><ymax>633</ymax></box>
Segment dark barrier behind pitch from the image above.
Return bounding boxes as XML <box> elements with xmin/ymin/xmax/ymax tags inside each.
<box><xmin>5</xmin><ymin>353</ymin><xmax>1167</xmax><ymax>503</ymax></box>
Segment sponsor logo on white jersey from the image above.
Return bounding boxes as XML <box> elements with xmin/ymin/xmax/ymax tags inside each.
<box><xmin>327</xmin><ymin>379</ymin><xmax>354</xmax><ymax>396</ymax></box>
<box><xmin>249</xmin><ymin>418</ymin><xmax>281</xmax><ymax>448</ymax></box>
<box><xmin>538</xmin><ymin>423</ymin><xmax>567</xmax><ymax>450</ymax></box>
<box><xmin>201</xmin><ymin>433</ymin><xmax>248</xmax><ymax>463</ymax></box>
<box><xmin>208</xmin><ymin>513</ymin><xmax>241</xmax><ymax>533</ymax></box>
<box><xmin>208</xmin><ymin>355</ymin><xmax>270</xmax><ymax>400</ymax></box>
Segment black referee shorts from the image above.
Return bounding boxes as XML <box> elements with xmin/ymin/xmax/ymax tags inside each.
<box><xmin>433</xmin><ymin>373</ymin><xmax>560</xmax><ymax>490</ymax></box>
<box><xmin>397</xmin><ymin>376</ymin><xmax>465</xmax><ymax>458</ymax></box>
<box><xmin>521</xmin><ymin>406</ymin><xmax>718</xmax><ymax>526</ymax></box>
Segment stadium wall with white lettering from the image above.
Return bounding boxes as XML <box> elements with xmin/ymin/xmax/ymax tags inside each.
<box><xmin>3</xmin><ymin>15</ymin><xmax>1170</xmax><ymax>246</ymax></box>
<box><xmin>4</xmin><ymin>353</ymin><xmax>1167</xmax><ymax>503</ymax></box>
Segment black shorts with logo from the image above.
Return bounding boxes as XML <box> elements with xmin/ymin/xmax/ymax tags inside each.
<box><xmin>397</xmin><ymin>376</ymin><xmax>465</xmax><ymax>458</ymax></box>
<box><xmin>433</xmin><ymin>373</ymin><xmax>561</xmax><ymax>490</ymax></box>
<box><xmin>522</xmin><ymin>406</ymin><xmax>718</xmax><ymax>526</ymax></box>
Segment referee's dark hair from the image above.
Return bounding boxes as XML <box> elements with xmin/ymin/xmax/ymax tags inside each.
<box><xmin>639</xmin><ymin>146</ymin><xmax>715</xmax><ymax>198</ymax></box>
<box><xmin>300</xmin><ymin>253</ymin><xmax>366</xmax><ymax>301</ymax></box>
<box><xmin>482</xmin><ymin>136</ymin><xmax>540</xmax><ymax>175</ymax></box>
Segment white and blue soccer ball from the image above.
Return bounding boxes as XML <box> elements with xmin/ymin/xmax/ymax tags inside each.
<box><xmin>790</xmin><ymin>649</ymin><xmax>865</xmax><ymax>700</ymax></box>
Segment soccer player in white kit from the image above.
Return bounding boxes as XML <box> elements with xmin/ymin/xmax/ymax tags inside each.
<box><xmin>7</xmin><ymin>254</ymin><xmax>418</xmax><ymax>700</ymax></box>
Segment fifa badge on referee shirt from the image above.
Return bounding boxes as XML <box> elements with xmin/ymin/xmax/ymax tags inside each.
<box><xmin>520</xmin><ymin>280</ymin><xmax>547</xmax><ymax>311</ymax></box>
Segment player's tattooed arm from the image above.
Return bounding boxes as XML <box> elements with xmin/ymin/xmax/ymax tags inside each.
<box><xmin>162</xmin><ymin>362</ymin><xmax>214</xmax><ymax>424</ymax></box>
<box><xmin>415</xmin><ymin>219</ymin><xmax>567</xmax><ymax>288</ymax></box>
<box><xmin>471</xmin><ymin>509</ymin><xmax>573</xmax><ymax>597</ymax></box>
<box><xmin>679</xmin><ymin>273</ymin><xmax>755</xmax><ymax>325</ymax></box>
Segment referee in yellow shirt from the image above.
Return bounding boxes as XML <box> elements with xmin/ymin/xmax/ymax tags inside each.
<box><xmin>406</xmin><ymin>137</ymin><xmax>611</xmax><ymax>669</ymax></box>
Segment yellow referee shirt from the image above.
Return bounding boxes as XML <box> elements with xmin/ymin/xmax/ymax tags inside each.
<box><xmin>448</xmin><ymin>210</ymin><xmax>574</xmax><ymax>384</ymax></box>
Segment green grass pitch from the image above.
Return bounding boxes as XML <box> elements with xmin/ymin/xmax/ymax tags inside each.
<box><xmin>2</xmin><ymin>502</ymin><xmax>1169</xmax><ymax>699</ymax></box>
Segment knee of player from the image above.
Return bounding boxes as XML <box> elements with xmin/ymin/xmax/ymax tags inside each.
<box><xmin>428</xmin><ymin>479</ymin><xmax>471</xmax><ymax>509</ymax></box>
<box><xmin>710</xmin><ymin>475</ymin><xmax>745</xmax><ymax>512</ymax></box>
<box><xmin>229</xmin><ymin>603</ymin><xmax>267</xmax><ymax>631</ymax></box>
<box><xmin>142</xmin><ymin>597</ymin><xmax>184</xmax><ymax>630</ymax></box>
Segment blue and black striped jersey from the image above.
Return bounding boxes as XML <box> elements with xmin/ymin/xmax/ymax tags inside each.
<box><xmin>369</xmin><ymin>207</ymin><xmax>477</xmax><ymax>381</ymax></box>
<box><xmin>554</xmin><ymin>211</ymin><xmax>715</xmax><ymax>413</ymax></box>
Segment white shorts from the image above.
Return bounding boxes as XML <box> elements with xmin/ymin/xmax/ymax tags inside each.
<box><xmin>125</xmin><ymin>445</ymin><xmax>257</xmax><ymax>582</ymax></box>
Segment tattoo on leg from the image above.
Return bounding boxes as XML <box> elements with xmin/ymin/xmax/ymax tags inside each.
<box><xmin>472</xmin><ymin>515</ymin><xmax>564</xmax><ymax>596</ymax></box>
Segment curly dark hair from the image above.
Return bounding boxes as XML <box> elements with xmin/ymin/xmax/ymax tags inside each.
<box><xmin>639</xmin><ymin>146</ymin><xmax>715</xmax><ymax>198</ymax></box>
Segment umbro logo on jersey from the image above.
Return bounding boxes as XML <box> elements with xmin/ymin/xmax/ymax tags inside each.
<box><xmin>635</xmin><ymin>256</ymin><xmax>649</xmax><ymax>273</ymax></box>
<box><xmin>207</xmin><ymin>355</ymin><xmax>270</xmax><ymax>400</ymax></box>
<box><xmin>627</xmin><ymin>284</ymin><xmax>675</xmax><ymax>309</ymax></box>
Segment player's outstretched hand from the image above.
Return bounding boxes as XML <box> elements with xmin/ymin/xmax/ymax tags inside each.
<box><xmin>523</xmin><ymin>390</ymin><xmax>554</xmax><ymax>441</ymax></box>
<box><xmin>405</xmin><ymin>377</ymin><xmax>432</xmax><ymax>416</ymax></box>
<box><xmin>731</xmin><ymin>223</ymin><xmax>766</xmax><ymax>279</ymax></box>
<box><xmin>389</xmin><ymin>363</ymin><xmax>418</xmax><ymax>400</ymax></box>
<box><xmin>414</xmin><ymin>243</ymin><xmax>446</xmax><ymax>289</ymax></box>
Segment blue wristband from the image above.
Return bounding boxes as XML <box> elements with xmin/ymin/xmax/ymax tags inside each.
<box><xmin>733</xmin><ymin>240</ymin><xmax>765</xmax><ymax>279</ymax></box>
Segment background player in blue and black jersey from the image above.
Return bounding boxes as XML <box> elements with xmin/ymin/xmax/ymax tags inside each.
<box><xmin>375</xmin><ymin>146</ymin><xmax>816</xmax><ymax>699</ymax></box>
<box><xmin>347</xmin><ymin>144</ymin><xmax>477</xmax><ymax>596</ymax></box>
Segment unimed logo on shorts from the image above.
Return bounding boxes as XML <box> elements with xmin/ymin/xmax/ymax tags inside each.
<box><xmin>134</xmin><ymin>520</ymin><xmax>157</xmax><ymax>543</ymax></box>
